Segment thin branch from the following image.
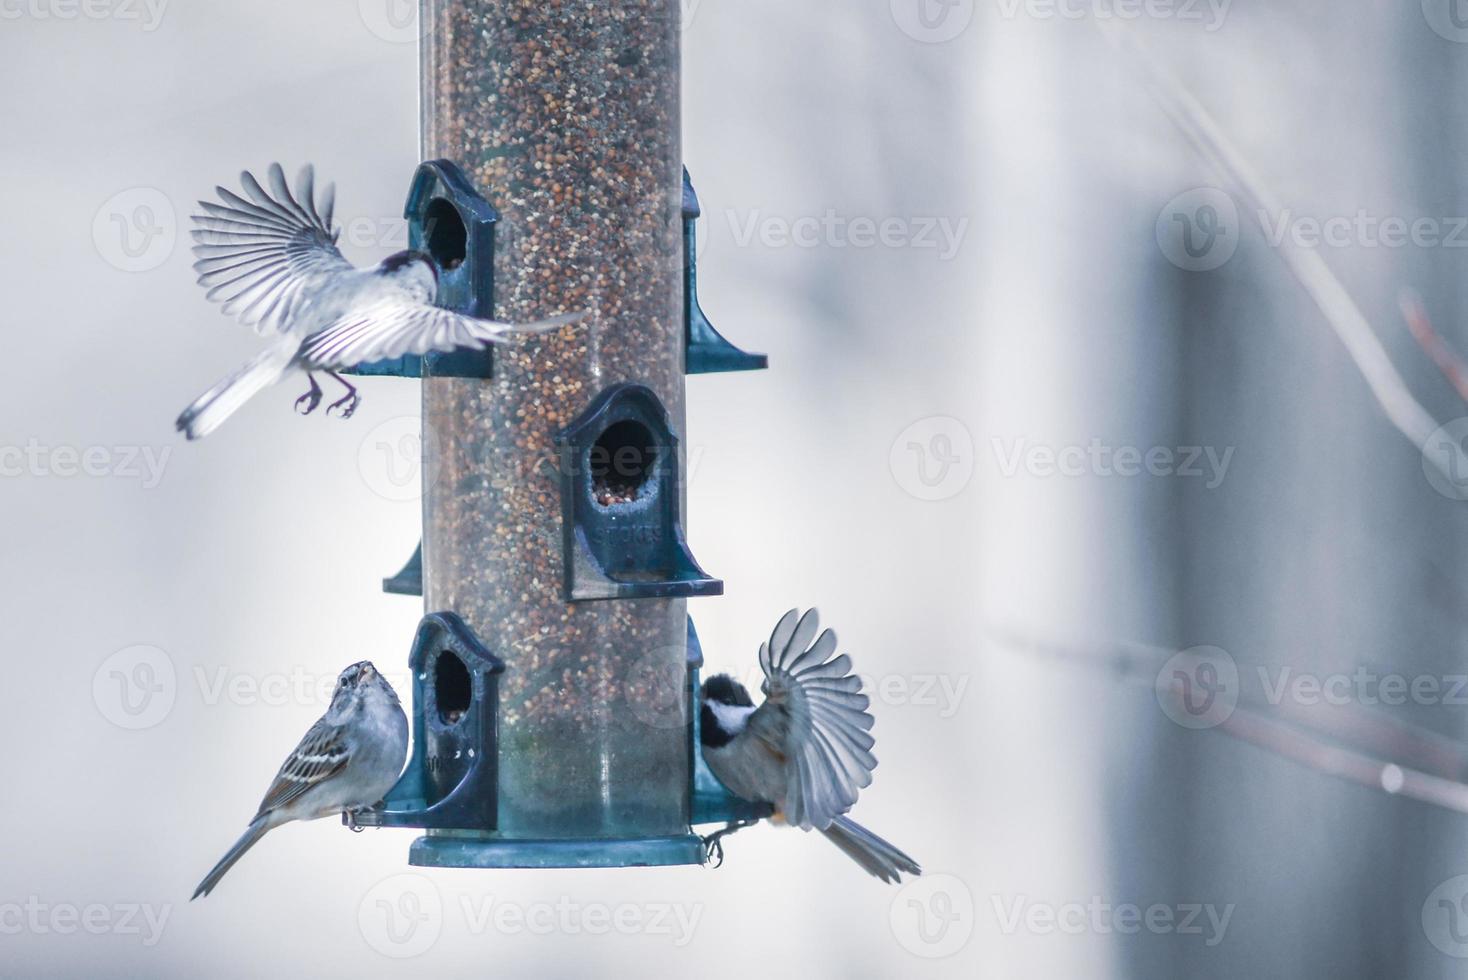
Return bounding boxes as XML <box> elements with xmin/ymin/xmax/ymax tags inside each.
<box><xmin>1215</xmin><ymin>705</ymin><xmax>1468</xmax><ymax>816</ymax></box>
<box><xmin>1400</xmin><ymin>290</ymin><xmax>1468</xmax><ymax>405</ymax></box>
<box><xmin>990</xmin><ymin>627</ymin><xmax>1468</xmax><ymax>811</ymax></box>
<box><xmin>1098</xmin><ymin>23</ymin><xmax>1452</xmax><ymax>479</ymax></box>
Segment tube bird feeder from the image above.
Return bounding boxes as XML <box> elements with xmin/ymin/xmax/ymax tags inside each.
<box><xmin>354</xmin><ymin>0</ymin><xmax>768</xmax><ymax>868</ymax></box>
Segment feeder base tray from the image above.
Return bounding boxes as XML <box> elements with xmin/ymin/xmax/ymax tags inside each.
<box><xmin>409</xmin><ymin>833</ymin><xmax>706</xmax><ymax>869</ymax></box>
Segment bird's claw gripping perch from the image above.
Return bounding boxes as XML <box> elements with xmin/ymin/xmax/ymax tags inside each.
<box><xmin>700</xmin><ymin>820</ymin><xmax>758</xmax><ymax>868</ymax></box>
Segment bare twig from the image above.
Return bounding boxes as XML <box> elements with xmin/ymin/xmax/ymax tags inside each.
<box><xmin>1216</xmin><ymin>705</ymin><xmax>1468</xmax><ymax>816</ymax></box>
<box><xmin>1400</xmin><ymin>290</ymin><xmax>1468</xmax><ymax>405</ymax></box>
<box><xmin>1098</xmin><ymin>24</ymin><xmax>1451</xmax><ymax>479</ymax></box>
<box><xmin>990</xmin><ymin>627</ymin><xmax>1468</xmax><ymax>812</ymax></box>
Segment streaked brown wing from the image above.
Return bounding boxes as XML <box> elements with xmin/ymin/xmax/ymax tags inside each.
<box><xmin>254</xmin><ymin>718</ymin><xmax>350</xmax><ymax>817</ymax></box>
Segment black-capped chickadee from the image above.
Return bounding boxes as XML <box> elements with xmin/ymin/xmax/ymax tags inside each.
<box><xmin>699</xmin><ymin>609</ymin><xmax>921</xmax><ymax>883</ymax></box>
<box><xmin>192</xmin><ymin>661</ymin><xmax>408</xmax><ymax>899</ymax></box>
<box><xmin>176</xmin><ymin>163</ymin><xmax>579</xmax><ymax>440</ymax></box>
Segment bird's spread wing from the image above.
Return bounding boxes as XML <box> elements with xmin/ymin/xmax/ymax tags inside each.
<box><xmin>191</xmin><ymin>163</ymin><xmax>352</xmax><ymax>336</ymax></box>
<box><xmin>254</xmin><ymin>718</ymin><xmax>350</xmax><ymax>817</ymax></box>
<box><xmin>297</xmin><ymin>304</ymin><xmax>579</xmax><ymax>369</ymax></box>
<box><xmin>747</xmin><ymin>609</ymin><xmax>878</xmax><ymax>830</ymax></box>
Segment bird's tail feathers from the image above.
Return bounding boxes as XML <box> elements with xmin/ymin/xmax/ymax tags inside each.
<box><xmin>176</xmin><ymin>344</ymin><xmax>294</xmax><ymax>440</ymax></box>
<box><xmin>819</xmin><ymin>815</ymin><xmax>922</xmax><ymax>884</ymax></box>
<box><xmin>192</xmin><ymin>817</ymin><xmax>272</xmax><ymax>900</ymax></box>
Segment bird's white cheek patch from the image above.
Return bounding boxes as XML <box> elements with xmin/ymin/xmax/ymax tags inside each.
<box><xmin>707</xmin><ymin>701</ymin><xmax>756</xmax><ymax>733</ymax></box>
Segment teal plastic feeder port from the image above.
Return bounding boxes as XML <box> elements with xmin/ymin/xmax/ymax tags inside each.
<box><xmin>344</xmin><ymin>158</ymin><xmax>500</xmax><ymax>381</ymax></box>
<box><xmin>556</xmin><ymin>382</ymin><xmax>722</xmax><ymax>602</ymax></box>
<box><xmin>355</xmin><ymin>612</ymin><xmax>504</xmax><ymax>835</ymax></box>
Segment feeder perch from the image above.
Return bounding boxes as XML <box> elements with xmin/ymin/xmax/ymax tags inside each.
<box><xmin>682</xmin><ymin>168</ymin><xmax>768</xmax><ymax>375</ymax></box>
<box><xmin>381</xmin><ymin>544</ymin><xmax>422</xmax><ymax>597</ymax></box>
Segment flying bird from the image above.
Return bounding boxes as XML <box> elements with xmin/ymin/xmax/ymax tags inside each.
<box><xmin>176</xmin><ymin>163</ymin><xmax>577</xmax><ymax>439</ymax></box>
<box><xmin>699</xmin><ymin>608</ymin><xmax>922</xmax><ymax>883</ymax></box>
<box><xmin>192</xmin><ymin>661</ymin><xmax>408</xmax><ymax>899</ymax></box>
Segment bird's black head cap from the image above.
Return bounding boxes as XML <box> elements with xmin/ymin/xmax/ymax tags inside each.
<box><xmin>380</xmin><ymin>249</ymin><xmax>437</xmax><ymax>280</ymax></box>
<box><xmin>699</xmin><ymin>674</ymin><xmax>754</xmax><ymax>748</ymax></box>
<box><xmin>701</xmin><ymin>673</ymin><xmax>754</xmax><ymax>708</ymax></box>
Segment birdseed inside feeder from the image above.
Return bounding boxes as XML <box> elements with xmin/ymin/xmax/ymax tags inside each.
<box><xmin>351</xmin><ymin>0</ymin><xmax>767</xmax><ymax>868</ymax></box>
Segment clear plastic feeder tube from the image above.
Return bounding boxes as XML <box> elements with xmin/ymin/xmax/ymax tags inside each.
<box><xmin>419</xmin><ymin>0</ymin><xmax>691</xmax><ymax>845</ymax></box>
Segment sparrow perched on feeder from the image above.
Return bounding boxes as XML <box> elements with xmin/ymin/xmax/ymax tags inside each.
<box><xmin>192</xmin><ymin>661</ymin><xmax>408</xmax><ymax>899</ymax></box>
<box><xmin>699</xmin><ymin>609</ymin><xmax>921</xmax><ymax>883</ymax></box>
<box><xmin>176</xmin><ymin>163</ymin><xmax>578</xmax><ymax>440</ymax></box>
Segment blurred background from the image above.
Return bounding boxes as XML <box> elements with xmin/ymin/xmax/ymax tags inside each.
<box><xmin>9</xmin><ymin>0</ymin><xmax>1468</xmax><ymax>976</ymax></box>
